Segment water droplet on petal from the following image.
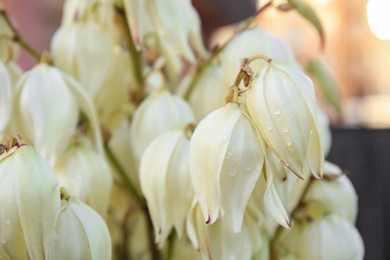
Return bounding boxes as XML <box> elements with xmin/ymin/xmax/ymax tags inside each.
<box><xmin>226</xmin><ymin>150</ymin><xmax>233</xmax><ymax>156</ymax></box>
<box><xmin>286</xmin><ymin>141</ymin><xmax>292</xmax><ymax>147</ymax></box>
<box><xmin>267</xmin><ymin>126</ymin><xmax>273</xmax><ymax>131</ymax></box>
<box><xmin>245</xmin><ymin>166</ymin><xmax>252</xmax><ymax>172</ymax></box>
<box><xmin>283</xmin><ymin>128</ymin><xmax>289</xmax><ymax>133</ymax></box>
<box><xmin>274</xmin><ymin>108</ymin><xmax>281</xmax><ymax>116</ymax></box>
<box><xmin>229</xmin><ymin>170</ymin><xmax>237</xmax><ymax>177</ymax></box>
<box><xmin>294</xmin><ymin>111</ymin><xmax>298</xmax><ymax>115</ymax></box>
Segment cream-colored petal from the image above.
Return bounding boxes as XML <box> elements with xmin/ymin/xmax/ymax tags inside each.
<box><xmin>219</xmin><ymin>114</ymin><xmax>264</xmax><ymax>232</ymax></box>
<box><xmin>140</xmin><ymin>131</ymin><xmax>182</xmax><ymax>244</ymax></box>
<box><xmin>190</xmin><ymin>103</ymin><xmax>241</xmax><ymax>225</ymax></box>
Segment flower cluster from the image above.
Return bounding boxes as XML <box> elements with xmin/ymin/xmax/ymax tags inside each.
<box><xmin>0</xmin><ymin>0</ymin><xmax>363</xmax><ymax>259</ymax></box>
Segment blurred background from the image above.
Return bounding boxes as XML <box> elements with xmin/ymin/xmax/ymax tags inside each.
<box><xmin>3</xmin><ymin>0</ymin><xmax>389</xmax><ymax>259</ymax></box>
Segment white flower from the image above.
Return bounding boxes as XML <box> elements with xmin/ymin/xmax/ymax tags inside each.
<box><xmin>51</xmin><ymin>20</ymin><xmax>112</xmax><ymax>99</ymax></box>
<box><xmin>304</xmin><ymin>161</ymin><xmax>358</xmax><ymax>223</ymax></box>
<box><xmin>124</xmin><ymin>0</ymin><xmax>207</xmax><ymax>80</ymax></box>
<box><xmin>0</xmin><ymin>61</ymin><xmax>12</xmax><ymax>134</ymax></box>
<box><xmin>220</xmin><ymin>27</ymin><xmax>300</xmax><ymax>88</ymax></box>
<box><xmin>190</xmin><ymin>103</ymin><xmax>264</xmax><ymax>232</ymax></box>
<box><xmin>187</xmin><ymin>65</ymin><xmax>227</xmax><ymax>121</ymax></box>
<box><xmin>0</xmin><ymin>137</ymin><xmax>60</xmax><ymax>259</ymax></box>
<box><xmin>47</xmin><ymin>194</ymin><xmax>112</xmax><ymax>260</ymax></box>
<box><xmin>12</xmin><ymin>63</ymin><xmax>104</xmax><ymax>165</ymax></box>
<box><xmin>129</xmin><ymin>88</ymin><xmax>195</xmax><ymax>163</ymax></box>
<box><xmin>140</xmin><ymin>129</ymin><xmax>193</xmax><ymax>246</ymax></box>
<box><xmin>278</xmin><ymin>214</ymin><xmax>364</xmax><ymax>260</ymax></box>
<box><xmin>55</xmin><ymin>142</ymin><xmax>113</xmax><ymax>217</ymax></box>
<box><xmin>186</xmin><ymin>203</ymin><xmax>263</xmax><ymax>260</ymax></box>
<box><xmin>247</xmin><ymin>60</ymin><xmax>324</xmax><ymax>179</ymax></box>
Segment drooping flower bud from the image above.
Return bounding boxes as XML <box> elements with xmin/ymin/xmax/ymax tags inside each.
<box><xmin>124</xmin><ymin>0</ymin><xmax>207</xmax><ymax>80</ymax></box>
<box><xmin>221</xmin><ymin>27</ymin><xmax>300</xmax><ymax>88</ymax></box>
<box><xmin>12</xmin><ymin>63</ymin><xmax>104</xmax><ymax>165</ymax></box>
<box><xmin>187</xmin><ymin>65</ymin><xmax>227</xmax><ymax>121</ymax></box>
<box><xmin>46</xmin><ymin>191</ymin><xmax>112</xmax><ymax>260</ymax></box>
<box><xmin>186</xmin><ymin>203</ymin><xmax>263</xmax><ymax>260</ymax></box>
<box><xmin>190</xmin><ymin>103</ymin><xmax>264</xmax><ymax>232</ymax></box>
<box><xmin>0</xmin><ymin>61</ymin><xmax>12</xmax><ymax>134</ymax></box>
<box><xmin>247</xmin><ymin>60</ymin><xmax>324</xmax><ymax>179</ymax></box>
<box><xmin>55</xmin><ymin>142</ymin><xmax>113</xmax><ymax>217</ymax></box>
<box><xmin>304</xmin><ymin>161</ymin><xmax>358</xmax><ymax>223</ymax></box>
<box><xmin>0</xmin><ymin>136</ymin><xmax>60</xmax><ymax>259</ymax></box>
<box><xmin>140</xmin><ymin>128</ymin><xmax>193</xmax><ymax>246</ymax></box>
<box><xmin>277</xmin><ymin>214</ymin><xmax>364</xmax><ymax>260</ymax></box>
<box><xmin>51</xmin><ymin>20</ymin><xmax>112</xmax><ymax>99</ymax></box>
<box><xmin>129</xmin><ymin>88</ymin><xmax>195</xmax><ymax>163</ymax></box>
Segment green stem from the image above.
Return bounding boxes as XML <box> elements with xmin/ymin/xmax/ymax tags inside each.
<box><xmin>166</xmin><ymin>231</ymin><xmax>176</xmax><ymax>260</ymax></box>
<box><xmin>0</xmin><ymin>10</ymin><xmax>40</xmax><ymax>61</ymax></box>
<box><xmin>114</xmin><ymin>6</ymin><xmax>144</xmax><ymax>87</ymax></box>
<box><xmin>104</xmin><ymin>143</ymin><xmax>144</xmax><ymax>204</ymax></box>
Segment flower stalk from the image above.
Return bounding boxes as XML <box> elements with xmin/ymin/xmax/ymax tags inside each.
<box><xmin>0</xmin><ymin>9</ymin><xmax>40</xmax><ymax>61</ymax></box>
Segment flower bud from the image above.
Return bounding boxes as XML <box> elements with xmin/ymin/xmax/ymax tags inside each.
<box><xmin>0</xmin><ymin>61</ymin><xmax>12</xmax><ymax>134</ymax></box>
<box><xmin>304</xmin><ymin>161</ymin><xmax>358</xmax><ymax>223</ymax></box>
<box><xmin>51</xmin><ymin>20</ymin><xmax>112</xmax><ymax>99</ymax></box>
<box><xmin>55</xmin><ymin>143</ymin><xmax>113</xmax><ymax>217</ymax></box>
<box><xmin>95</xmin><ymin>46</ymin><xmax>133</xmax><ymax>128</ymax></box>
<box><xmin>13</xmin><ymin>63</ymin><xmax>104</xmax><ymax>165</ymax></box>
<box><xmin>130</xmin><ymin>88</ymin><xmax>195</xmax><ymax>163</ymax></box>
<box><xmin>0</xmin><ymin>136</ymin><xmax>60</xmax><ymax>259</ymax></box>
<box><xmin>186</xmin><ymin>203</ymin><xmax>263</xmax><ymax>260</ymax></box>
<box><xmin>187</xmin><ymin>65</ymin><xmax>227</xmax><ymax>121</ymax></box>
<box><xmin>47</xmin><ymin>194</ymin><xmax>112</xmax><ymax>260</ymax></box>
<box><xmin>277</xmin><ymin>214</ymin><xmax>364</xmax><ymax>260</ymax></box>
<box><xmin>140</xmin><ymin>129</ymin><xmax>193</xmax><ymax>246</ymax></box>
<box><xmin>247</xmin><ymin>61</ymin><xmax>324</xmax><ymax>179</ymax></box>
<box><xmin>124</xmin><ymin>0</ymin><xmax>207</xmax><ymax>80</ymax></box>
<box><xmin>190</xmin><ymin>103</ymin><xmax>264</xmax><ymax>232</ymax></box>
<box><xmin>221</xmin><ymin>27</ymin><xmax>300</xmax><ymax>88</ymax></box>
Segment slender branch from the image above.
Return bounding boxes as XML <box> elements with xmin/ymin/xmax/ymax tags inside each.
<box><xmin>104</xmin><ymin>143</ymin><xmax>145</xmax><ymax>204</ymax></box>
<box><xmin>114</xmin><ymin>6</ymin><xmax>145</xmax><ymax>87</ymax></box>
<box><xmin>0</xmin><ymin>10</ymin><xmax>40</xmax><ymax>61</ymax></box>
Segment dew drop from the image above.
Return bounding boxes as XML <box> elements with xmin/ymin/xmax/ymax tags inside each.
<box><xmin>229</xmin><ymin>170</ymin><xmax>237</xmax><ymax>177</ymax></box>
<box><xmin>245</xmin><ymin>166</ymin><xmax>252</xmax><ymax>172</ymax></box>
<box><xmin>283</xmin><ymin>128</ymin><xmax>289</xmax><ymax>133</ymax></box>
<box><xmin>267</xmin><ymin>126</ymin><xmax>273</xmax><ymax>131</ymax></box>
<box><xmin>294</xmin><ymin>111</ymin><xmax>298</xmax><ymax>115</ymax></box>
<box><xmin>274</xmin><ymin>109</ymin><xmax>281</xmax><ymax>116</ymax></box>
<box><xmin>286</xmin><ymin>141</ymin><xmax>292</xmax><ymax>147</ymax></box>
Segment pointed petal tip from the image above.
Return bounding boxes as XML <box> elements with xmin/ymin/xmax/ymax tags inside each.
<box><xmin>205</xmin><ymin>215</ymin><xmax>211</xmax><ymax>224</ymax></box>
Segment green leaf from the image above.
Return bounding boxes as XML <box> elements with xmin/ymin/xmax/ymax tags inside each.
<box><xmin>307</xmin><ymin>59</ymin><xmax>343</xmax><ymax>120</ymax></box>
<box><xmin>287</xmin><ymin>0</ymin><xmax>325</xmax><ymax>48</ymax></box>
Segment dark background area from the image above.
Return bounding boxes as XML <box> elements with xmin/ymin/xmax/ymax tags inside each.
<box><xmin>328</xmin><ymin>128</ymin><xmax>389</xmax><ymax>260</ymax></box>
